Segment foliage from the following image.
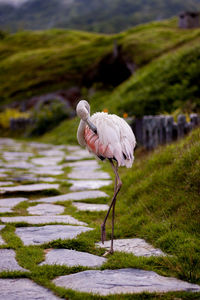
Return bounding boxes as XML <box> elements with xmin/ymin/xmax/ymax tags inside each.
<box><xmin>0</xmin><ymin>108</ymin><xmax>30</xmax><ymax>129</ymax></box>
<box><xmin>28</xmin><ymin>100</ymin><xmax>73</xmax><ymax>136</ymax></box>
<box><xmin>1</xmin><ymin>0</ymin><xmax>200</xmax><ymax>33</ymax></box>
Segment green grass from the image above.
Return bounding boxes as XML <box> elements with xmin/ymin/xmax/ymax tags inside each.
<box><xmin>0</xmin><ymin>128</ymin><xmax>200</xmax><ymax>299</ymax></box>
<box><xmin>1</xmin><ymin>18</ymin><xmax>200</xmax><ymax>111</ymax></box>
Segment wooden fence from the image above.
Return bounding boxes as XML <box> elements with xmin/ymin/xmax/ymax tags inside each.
<box><xmin>131</xmin><ymin>114</ymin><xmax>200</xmax><ymax>150</ymax></box>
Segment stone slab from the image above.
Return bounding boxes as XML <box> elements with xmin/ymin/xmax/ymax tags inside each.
<box><xmin>0</xmin><ymin>278</ymin><xmax>61</xmax><ymax>300</ymax></box>
<box><xmin>96</xmin><ymin>239</ymin><xmax>165</xmax><ymax>257</ymax></box>
<box><xmin>16</xmin><ymin>225</ymin><xmax>93</xmax><ymax>245</ymax></box>
<box><xmin>64</xmin><ymin>160</ymin><xmax>100</xmax><ymax>169</ymax></box>
<box><xmin>40</xmin><ymin>249</ymin><xmax>106</xmax><ymax>267</ymax></box>
<box><xmin>31</xmin><ymin>157</ymin><xmax>63</xmax><ymax>166</ymax></box>
<box><xmin>0</xmin><ymin>249</ymin><xmax>27</xmax><ymax>272</ymax></box>
<box><xmin>28</xmin><ymin>204</ymin><xmax>65</xmax><ymax>216</ymax></box>
<box><xmin>3</xmin><ymin>151</ymin><xmax>33</xmax><ymax>159</ymax></box>
<box><xmin>0</xmin><ymin>183</ymin><xmax>59</xmax><ymax>194</ymax></box>
<box><xmin>0</xmin><ymin>181</ymin><xmax>14</xmax><ymax>186</ymax></box>
<box><xmin>1</xmin><ymin>215</ymin><xmax>87</xmax><ymax>226</ymax></box>
<box><xmin>68</xmin><ymin>170</ymin><xmax>110</xmax><ymax>180</ymax></box>
<box><xmin>0</xmin><ymin>197</ymin><xmax>28</xmax><ymax>208</ymax></box>
<box><xmin>0</xmin><ymin>225</ymin><xmax>5</xmax><ymax>245</ymax></box>
<box><xmin>68</xmin><ymin>180</ymin><xmax>112</xmax><ymax>191</ymax></box>
<box><xmin>53</xmin><ymin>268</ymin><xmax>200</xmax><ymax>295</ymax></box>
<box><xmin>0</xmin><ymin>207</ymin><xmax>13</xmax><ymax>213</ymax></box>
<box><xmin>38</xmin><ymin>150</ymin><xmax>65</xmax><ymax>157</ymax></box>
<box><xmin>65</xmin><ymin>149</ymin><xmax>93</xmax><ymax>161</ymax></box>
<box><xmin>31</xmin><ymin>168</ymin><xmax>64</xmax><ymax>176</ymax></box>
<box><xmin>34</xmin><ymin>191</ymin><xmax>109</xmax><ymax>203</ymax></box>
<box><xmin>1</xmin><ymin>162</ymin><xmax>34</xmax><ymax>169</ymax></box>
<box><xmin>73</xmin><ymin>202</ymin><xmax>109</xmax><ymax>212</ymax></box>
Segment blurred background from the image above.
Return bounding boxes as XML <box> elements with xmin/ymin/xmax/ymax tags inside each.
<box><xmin>0</xmin><ymin>0</ymin><xmax>200</xmax><ymax>144</ymax></box>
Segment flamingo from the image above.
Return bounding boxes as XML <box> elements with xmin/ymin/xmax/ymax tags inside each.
<box><xmin>76</xmin><ymin>100</ymin><xmax>136</xmax><ymax>254</ymax></box>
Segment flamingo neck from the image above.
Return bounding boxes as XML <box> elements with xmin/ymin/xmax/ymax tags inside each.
<box><xmin>77</xmin><ymin>119</ymin><xmax>87</xmax><ymax>146</ymax></box>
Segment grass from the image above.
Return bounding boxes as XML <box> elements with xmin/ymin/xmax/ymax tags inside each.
<box><xmin>0</xmin><ymin>128</ymin><xmax>200</xmax><ymax>299</ymax></box>
<box><xmin>1</xmin><ymin>18</ymin><xmax>200</xmax><ymax>112</ymax></box>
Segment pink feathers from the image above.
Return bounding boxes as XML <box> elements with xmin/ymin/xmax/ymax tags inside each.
<box><xmin>84</xmin><ymin>112</ymin><xmax>136</xmax><ymax>168</ymax></box>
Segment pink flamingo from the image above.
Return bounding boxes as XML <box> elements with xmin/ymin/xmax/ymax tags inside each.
<box><xmin>76</xmin><ymin>100</ymin><xmax>136</xmax><ymax>254</ymax></box>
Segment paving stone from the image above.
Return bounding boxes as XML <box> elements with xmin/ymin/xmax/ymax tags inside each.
<box><xmin>73</xmin><ymin>202</ymin><xmax>109</xmax><ymax>212</ymax></box>
<box><xmin>16</xmin><ymin>225</ymin><xmax>93</xmax><ymax>245</ymax></box>
<box><xmin>68</xmin><ymin>170</ymin><xmax>110</xmax><ymax>179</ymax></box>
<box><xmin>0</xmin><ymin>207</ymin><xmax>13</xmax><ymax>213</ymax></box>
<box><xmin>1</xmin><ymin>215</ymin><xmax>87</xmax><ymax>226</ymax></box>
<box><xmin>34</xmin><ymin>190</ymin><xmax>109</xmax><ymax>203</ymax></box>
<box><xmin>66</xmin><ymin>145</ymin><xmax>81</xmax><ymax>151</ymax></box>
<box><xmin>31</xmin><ymin>157</ymin><xmax>63</xmax><ymax>166</ymax></box>
<box><xmin>28</xmin><ymin>204</ymin><xmax>65</xmax><ymax>215</ymax></box>
<box><xmin>0</xmin><ymin>138</ymin><xmax>17</xmax><ymax>146</ymax></box>
<box><xmin>0</xmin><ymin>225</ymin><xmax>5</xmax><ymax>245</ymax></box>
<box><xmin>64</xmin><ymin>160</ymin><xmax>100</xmax><ymax>169</ymax></box>
<box><xmin>0</xmin><ymin>181</ymin><xmax>14</xmax><ymax>186</ymax></box>
<box><xmin>0</xmin><ymin>278</ymin><xmax>61</xmax><ymax>300</ymax></box>
<box><xmin>38</xmin><ymin>150</ymin><xmax>65</xmax><ymax>157</ymax></box>
<box><xmin>0</xmin><ymin>249</ymin><xmax>27</xmax><ymax>272</ymax></box>
<box><xmin>31</xmin><ymin>168</ymin><xmax>64</xmax><ymax>176</ymax></box>
<box><xmin>28</xmin><ymin>141</ymin><xmax>53</xmax><ymax>149</ymax></box>
<box><xmin>40</xmin><ymin>249</ymin><xmax>106</xmax><ymax>267</ymax></box>
<box><xmin>2</xmin><ymin>151</ymin><xmax>33</xmax><ymax>159</ymax></box>
<box><xmin>65</xmin><ymin>149</ymin><xmax>93</xmax><ymax>160</ymax></box>
<box><xmin>96</xmin><ymin>239</ymin><xmax>166</xmax><ymax>257</ymax></box>
<box><xmin>68</xmin><ymin>179</ymin><xmax>112</xmax><ymax>191</ymax></box>
<box><xmin>0</xmin><ymin>197</ymin><xmax>28</xmax><ymax>208</ymax></box>
<box><xmin>53</xmin><ymin>268</ymin><xmax>200</xmax><ymax>295</ymax></box>
<box><xmin>0</xmin><ymin>173</ymin><xmax>8</xmax><ymax>177</ymax></box>
<box><xmin>1</xmin><ymin>162</ymin><xmax>34</xmax><ymax>169</ymax></box>
<box><xmin>0</xmin><ymin>183</ymin><xmax>59</xmax><ymax>194</ymax></box>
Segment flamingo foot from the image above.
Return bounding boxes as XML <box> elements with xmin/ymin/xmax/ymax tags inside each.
<box><xmin>101</xmin><ymin>224</ymin><xmax>106</xmax><ymax>244</ymax></box>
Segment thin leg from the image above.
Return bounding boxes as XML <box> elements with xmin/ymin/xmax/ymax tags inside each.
<box><xmin>101</xmin><ymin>160</ymin><xmax>122</xmax><ymax>254</ymax></box>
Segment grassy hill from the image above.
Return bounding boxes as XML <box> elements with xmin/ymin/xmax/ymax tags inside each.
<box><xmin>0</xmin><ymin>0</ymin><xmax>200</xmax><ymax>33</ymax></box>
<box><xmin>1</xmin><ymin>18</ymin><xmax>200</xmax><ymax>113</ymax></box>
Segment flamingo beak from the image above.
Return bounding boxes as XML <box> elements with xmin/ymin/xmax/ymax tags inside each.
<box><xmin>86</xmin><ymin>118</ymin><xmax>97</xmax><ymax>134</ymax></box>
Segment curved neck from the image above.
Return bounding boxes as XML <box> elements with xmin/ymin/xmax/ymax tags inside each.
<box><xmin>77</xmin><ymin>119</ymin><xmax>86</xmax><ymax>146</ymax></box>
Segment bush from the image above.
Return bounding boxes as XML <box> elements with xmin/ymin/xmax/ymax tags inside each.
<box><xmin>28</xmin><ymin>100</ymin><xmax>74</xmax><ymax>136</ymax></box>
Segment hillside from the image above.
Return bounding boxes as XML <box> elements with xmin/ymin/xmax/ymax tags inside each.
<box><xmin>0</xmin><ymin>0</ymin><xmax>200</xmax><ymax>33</ymax></box>
<box><xmin>1</xmin><ymin>18</ymin><xmax>200</xmax><ymax>114</ymax></box>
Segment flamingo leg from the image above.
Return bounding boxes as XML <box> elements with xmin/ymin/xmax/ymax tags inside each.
<box><xmin>101</xmin><ymin>160</ymin><xmax>122</xmax><ymax>254</ymax></box>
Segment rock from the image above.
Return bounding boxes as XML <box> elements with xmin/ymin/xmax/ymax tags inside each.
<box><xmin>1</xmin><ymin>162</ymin><xmax>34</xmax><ymax>169</ymax></box>
<box><xmin>2</xmin><ymin>151</ymin><xmax>33</xmax><ymax>159</ymax></box>
<box><xmin>28</xmin><ymin>204</ymin><xmax>65</xmax><ymax>216</ymax></box>
<box><xmin>38</xmin><ymin>150</ymin><xmax>65</xmax><ymax>157</ymax></box>
<box><xmin>73</xmin><ymin>202</ymin><xmax>109</xmax><ymax>212</ymax></box>
<box><xmin>16</xmin><ymin>225</ymin><xmax>93</xmax><ymax>245</ymax></box>
<box><xmin>40</xmin><ymin>249</ymin><xmax>106</xmax><ymax>267</ymax></box>
<box><xmin>31</xmin><ymin>168</ymin><xmax>64</xmax><ymax>176</ymax></box>
<box><xmin>0</xmin><ymin>249</ymin><xmax>27</xmax><ymax>272</ymax></box>
<box><xmin>0</xmin><ymin>183</ymin><xmax>59</xmax><ymax>194</ymax></box>
<box><xmin>31</xmin><ymin>157</ymin><xmax>63</xmax><ymax>166</ymax></box>
<box><xmin>0</xmin><ymin>197</ymin><xmax>28</xmax><ymax>208</ymax></box>
<box><xmin>64</xmin><ymin>160</ymin><xmax>100</xmax><ymax>169</ymax></box>
<box><xmin>96</xmin><ymin>238</ymin><xmax>165</xmax><ymax>257</ymax></box>
<box><xmin>0</xmin><ymin>181</ymin><xmax>14</xmax><ymax>186</ymax></box>
<box><xmin>0</xmin><ymin>279</ymin><xmax>61</xmax><ymax>299</ymax></box>
<box><xmin>0</xmin><ymin>207</ymin><xmax>13</xmax><ymax>213</ymax></box>
<box><xmin>1</xmin><ymin>215</ymin><xmax>87</xmax><ymax>226</ymax></box>
<box><xmin>68</xmin><ymin>170</ymin><xmax>110</xmax><ymax>180</ymax></box>
<box><xmin>53</xmin><ymin>268</ymin><xmax>200</xmax><ymax>295</ymax></box>
<box><xmin>34</xmin><ymin>190</ymin><xmax>109</xmax><ymax>203</ymax></box>
<box><xmin>68</xmin><ymin>180</ymin><xmax>112</xmax><ymax>191</ymax></box>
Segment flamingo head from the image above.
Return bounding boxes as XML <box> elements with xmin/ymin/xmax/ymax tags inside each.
<box><xmin>76</xmin><ymin>100</ymin><xmax>90</xmax><ymax>121</ymax></box>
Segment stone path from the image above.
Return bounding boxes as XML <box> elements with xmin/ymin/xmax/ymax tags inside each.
<box><xmin>0</xmin><ymin>137</ymin><xmax>199</xmax><ymax>298</ymax></box>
